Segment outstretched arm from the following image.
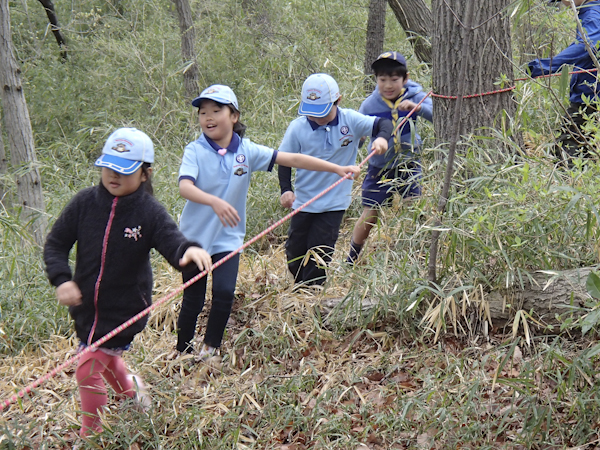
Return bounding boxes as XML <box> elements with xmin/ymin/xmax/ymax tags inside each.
<box><xmin>275</xmin><ymin>152</ymin><xmax>360</xmax><ymax>178</ymax></box>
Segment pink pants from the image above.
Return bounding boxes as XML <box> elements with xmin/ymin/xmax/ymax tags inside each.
<box><xmin>75</xmin><ymin>350</ymin><xmax>135</xmax><ymax>437</ymax></box>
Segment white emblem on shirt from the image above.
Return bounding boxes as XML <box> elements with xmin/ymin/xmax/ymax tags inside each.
<box><xmin>124</xmin><ymin>226</ymin><xmax>142</xmax><ymax>241</ymax></box>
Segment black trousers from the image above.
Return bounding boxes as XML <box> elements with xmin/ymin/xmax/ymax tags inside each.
<box><xmin>176</xmin><ymin>252</ymin><xmax>240</xmax><ymax>352</ymax></box>
<box><xmin>554</xmin><ymin>102</ymin><xmax>598</xmax><ymax>159</ymax></box>
<box><xmin>285</xmin><ymin>210</ymin><xmax>345</xmax><ymax>286</ymax></box>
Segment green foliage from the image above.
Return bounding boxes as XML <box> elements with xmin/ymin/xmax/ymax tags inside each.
<box><xmin>3</xmin><ymin>0</ymin><xmax>600</xmax><ymax>446</ymax></box>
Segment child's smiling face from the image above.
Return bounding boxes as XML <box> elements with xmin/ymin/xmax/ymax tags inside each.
<box><xmin>376</xmin><ymin>74</ymin><xmax>408</xmax><ymax>101</ymax></box>
<box><xmin>198</xmin><ymin>99</ymin><xmax>239</xmax><ymax>147</ymax></box>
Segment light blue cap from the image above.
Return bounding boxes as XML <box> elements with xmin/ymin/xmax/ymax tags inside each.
<box><xmin>95</xmin><ymin>127</ymin><xmax>154</xmax><ymax>175</ymax></box>
<box><xmin>192</xmin><ymin>84</ymin><xmax>239</xmax><ymax>111</ymax></box>
<box><xmin>298</xmin><ymin>73</ymin><xmax>341</xmax><ymax>118</ymax></box>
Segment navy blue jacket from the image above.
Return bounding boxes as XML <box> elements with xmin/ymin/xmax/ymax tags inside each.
<box><xmin>528</xmin><ymin>1</ymin><xmax>600</xmax><ymax>104</ymax></box>
<box><xmin>44</xmin><ymin>183</ymin><xmax>199</xmax><ymax>349</ymax></box>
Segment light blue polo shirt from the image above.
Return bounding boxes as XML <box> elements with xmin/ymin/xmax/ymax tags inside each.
<box><xmin>179</xmin><ymin>133</ymin><xmax>277</xmax><ymax>255</ymax></box>
<box><xmin>278</xmin><ymin>107</ymin><xmax>376</xmax><ymax>213</ymax></box>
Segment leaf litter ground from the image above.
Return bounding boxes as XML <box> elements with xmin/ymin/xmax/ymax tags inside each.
<box><xmin>1</xmin><ymin>240</ymin><xmax>600</xmax><ymax>449</ymax></box>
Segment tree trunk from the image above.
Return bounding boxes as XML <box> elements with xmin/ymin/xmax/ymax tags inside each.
<box><xmin>172</xmin><ymin>0</ymin><xmax>199</xmax><ymax>100</ymax></box>
<box><xmin>486</xmin><ymin>267</ymin><xmax>592</xmax><ymax>324</ymax></box>
<box><xmin>322</xmin><ymin>267</ymin><xmax>594</xmax><ymax>328</ymax></box>
<box><xmin>431</xmin><ymin>0</ymin><xmax>517</xmax><ymax>146</ymax></box>
<box><xmin>387</xmin><ymin>0</ymin><xmax>432</xmax><ymax>64</ymax></box>
<box><xmin>364</xmin><ymin>0</ymin><xmax>387</xmax><ymax>91</ymax></box>
<box><xmin>37</xmin><ymin>0</ymin><xmax>67</xmax><ymax>60</ymax></box>
<box><xmin>0</xmin><ymin>0</ymin><xmax>46</xmax><ymax>245</ymax></box>
<box><xmin>0</xmin><ymin>120</ymin><xmax>7</xmax><ymax>209</ymax></box>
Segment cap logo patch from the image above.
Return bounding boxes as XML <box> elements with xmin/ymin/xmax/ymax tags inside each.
<box><xmin>236</xmin><ymin>154</ymin><xmax>246</xmax><ymax>163</ymax></box>
<box><xmin>340</xmin><ymin>138</ymin><xmax>353</xmax><ymax>147</ymax></box>
<box><xmin>306</xmin><ymin>92</ymin><xmax>321</xmax><ymax>101</ymax></box>
<box><xmin>205</xmin><ymin>88</ymin><xmax>218</xmax><ymax>94</ymax></box>
<box><xmin>380</xmin><ymin>52</ymin><xmax>393</xmax><ymax>59</ymax></box>
<box><xmin>340</xmin><ymin>126</ymin><xmax>349</xmax><ymax>135</ymax></box>
<box><xmin>112</xmin><ymin>140</ymin><xmax>133</xmax><ymax>153</ymax></box>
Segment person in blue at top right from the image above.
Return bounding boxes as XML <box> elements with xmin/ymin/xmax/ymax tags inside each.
<box><xmin>346</xmin><ymin>51</ymin><xmax>433</xmax><ymax>264</ymax></box>
<box><xmin>528</xmin><ymin>0</ymin><xmax>600</xmax><ymax>163</ymax></box>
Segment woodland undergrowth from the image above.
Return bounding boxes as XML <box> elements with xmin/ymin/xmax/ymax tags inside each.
<box><xmin>1</xmin><ymin>0</ymin><xmax>600</xmax><ymax>448</ymax></box>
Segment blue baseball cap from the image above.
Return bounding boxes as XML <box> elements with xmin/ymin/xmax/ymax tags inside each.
<box><xmin>371</xmin><ymin>51</ymin><xmax>407</xmax><ymax>71</ymax></box>
<box><xmin>95</xmin><ymin>128</ymin><xmax>154</xmax><ymax>175</ymax></box>
<box><xmin>192</xmin><ymin>84</ymin><xmax>239</xmax><ymax>111</ymax></box>
<box><xmin>298</xmin><ymin>73</ymin><xmax>341</xmax><ymax>118</ymax></box>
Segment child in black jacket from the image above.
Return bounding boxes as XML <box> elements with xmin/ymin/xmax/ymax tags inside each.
<box><xmin>44</xmin><ymin>128</ymin><xmax>211</xmax><ymax>438</ymax></box>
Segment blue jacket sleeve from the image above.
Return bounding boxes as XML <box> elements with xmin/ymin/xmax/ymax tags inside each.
<box><xmin>528</xmin><ymin>42</ymin><xmax>595</xmax><ymax>76</ymax></box>
<box><xmin>528</xmin><ymin>5</ymin><xmax>600</xmax><ymax>76</ymax></box>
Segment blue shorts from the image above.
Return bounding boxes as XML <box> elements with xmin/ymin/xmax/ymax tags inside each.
<box><xmin>361</xmin><ymin>161</ymin><xmax>422</xmax><ymax>207</ymax></box>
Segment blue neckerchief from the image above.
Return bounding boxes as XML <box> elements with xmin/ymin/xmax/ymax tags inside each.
<box><xmin>205</xmin><ymin>133</ymin><xmax>240</xmax><ymax>173</ymax></box>
<box><xmin>307</xmin><ymin>111</ymin><xmax>339</xmax><ymax>149</ymax></box>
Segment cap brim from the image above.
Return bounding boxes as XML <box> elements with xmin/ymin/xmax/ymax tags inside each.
<box><xmin>192</xmin><ymin>96</ymin><xmax>239</xmax><ymax>111</ymax></box>
<box><xmin>298</xmin><ymin>101</ymin><xmax>334</xmax><ymax>118</ymax></box>
<box><xmin>95</xmin><ymin>154</ymin><xmax>143</xmax><ymax>175</ymax></box>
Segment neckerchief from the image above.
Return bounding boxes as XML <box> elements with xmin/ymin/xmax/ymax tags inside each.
<box><xmin>380</xmin><ymin>88</ymin><xmax>406</xmax><ymax>153</ymax></box>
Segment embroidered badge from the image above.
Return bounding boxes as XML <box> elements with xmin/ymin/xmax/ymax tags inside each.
<box><xmin>234</xmin><ymin>167</ymin><xmax>248</xmax><ymax>176</ymax></box>
<box><xmin>124</xmin><ymin>226</ymin><xmax>142</xmax><ymax>241</ymax></box>
<box><xmin>306</xmin><ymin>92</ymin><xmax>321</xmax><ymax>101</ymax></box>
<box><xmin>340</xmin><ymin>126</ymin><xmax>349</xmax><ymax>135</ymax></box>
<box><xmin>236</xmin><ymin>154</ymin><xmax>246</xmax><ymax>163</ymax></box>
<box><xmin>112</xmin><ymin>143</ymin><xmax>131</xmax><ymax>153</ymax></box>
<box><xmin>340</xmin><ymin>138</ymin><xmax>353</xmax><ymax>147</ymax></box>
<box><xmin>205</xmin><ymin>88</ymin><xmax>217</xmax><ymax>94</ymax></box>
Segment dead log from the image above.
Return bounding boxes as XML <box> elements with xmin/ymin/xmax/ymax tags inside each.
<box><xmin>486</xmin><ymin>267</ymin><xmax>592</xmax><ymax>323</ymax></box>
<box><xmin>320</xmin><ymin>266</ymin><xmax>595</xmax><ymax>328</ymax></box>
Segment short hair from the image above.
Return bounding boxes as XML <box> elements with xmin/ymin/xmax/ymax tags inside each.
<box><xmin>373</xmin><ymin>59</ymin><xmax>408</xmax><ymax>79</ymax></box>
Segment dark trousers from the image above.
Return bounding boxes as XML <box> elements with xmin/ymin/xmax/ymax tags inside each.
<box><xmin>554</xmin><ymin>102</ymin><xmax>598</xmax><ymax>159</ymax></box>
<box><xmin>285</xmin><ymin>210</ymin><xmax>345</xmax><ymax>286</ymax></box>
<box><xmin>176</xmin><ymin>251</ymin><xmax>240</xmax><ymax>352</ymax></box>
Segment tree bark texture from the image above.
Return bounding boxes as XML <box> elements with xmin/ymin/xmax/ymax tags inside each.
<box><xmin>0</xmin><ymin>120</ymin><xmax>7</xmax><ymax>209</ymax></box>
<box><xmin>431</xmin><ymin>0</ymin><xmax>516</xmax><ymax>146</ymax></box>
<box><xmin>387</xmin><ymin>0</ymin><xmax>432</xmax><ymax>64</ymax></box>
<box><xmin>0</xmin><ymin>0</ymin><xmax>46</xmax><ymax>245</ymax></box>
<box><xmin>364</xmin><ymin>0</ymin><xmax>387</xmax><ymax>87</ymax></box>
<box><xmin>37</xmin><ymin>0</ymin><xmax>67</xmax><ymax>60</ymax></box>
<box><xmin>172</xmin><ymin>0</ymin><xmax>199</xmax><ymax>100</ymax></box>
<box><xmin>486</xmin><ymin>267</ymin><xmax>593</xmax><ymax>324</ymax></box>
<box><xmin>322</xmin><ymin>267</ymin><xmax>594</xmax><ymax>328</ymax></box>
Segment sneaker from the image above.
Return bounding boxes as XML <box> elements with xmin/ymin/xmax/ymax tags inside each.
<box><xmin>194</xmin><ymin>345</ymin><xmax>218</xmax><ymax>363</ymax></box>
<box><xmin>127</xmin><ymin>374</ymin><xmax>151</xmax><ymax>412</ymax></box>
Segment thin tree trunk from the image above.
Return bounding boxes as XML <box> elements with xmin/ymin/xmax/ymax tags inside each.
<box><xmin>172</xmin><ymin>0</ymin><xmax>199</xmax><ymax>100</ymax></box>
<box><xmin>37</xmin><ymin>0</ymin><xmax>67</xmax><ymax>60</ymax></box>
<box><xmin>0</xmin><ymin>0</ymin><xmax>46</xmax><ymax>245</ymax></box>
<box><xmin>387</xmin><ymin>0</ymin><xmax>432</xmax><ymax>64</ymax></box>
<box><xmin>364</xmin><ymin>0</ymin><xmax>387</xmax><ymax>91</ymax></box>
<box><xmin>0</xmin><ymin>120</ymin><xmax>7</xmax><ymax>209</ymax></box>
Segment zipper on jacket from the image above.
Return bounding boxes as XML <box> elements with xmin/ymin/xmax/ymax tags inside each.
<box><xmin>88</xmin><ymin>196</ymin><xmax>118</xmax><ymax>345</ymax></box>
